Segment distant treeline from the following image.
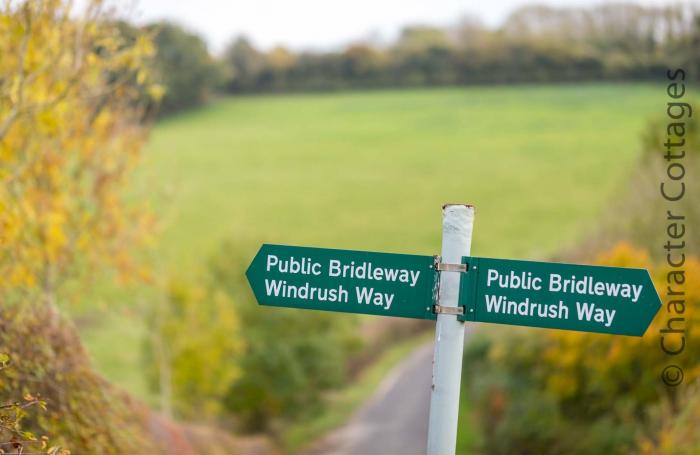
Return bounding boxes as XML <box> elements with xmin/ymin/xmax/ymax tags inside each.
<box><xmin>223</xmin><ymin>4</ymin><xmax>699</xmax><ymax>92</ymax></box>
<box><xmin>129</xmin><ymin>3</ymin><xmax>700</xmax><ymax>114</ymax></box>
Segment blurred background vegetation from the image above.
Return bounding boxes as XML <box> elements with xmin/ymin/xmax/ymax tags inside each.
<box><xmin>104</xmin><ymin>3</ymin><xmax>700</xmax><ymax>116</ymax></box>
<box><xmin>0</xmin><ymin>0</ymin><xmax>698</xmax><ymax>454</ymax></box>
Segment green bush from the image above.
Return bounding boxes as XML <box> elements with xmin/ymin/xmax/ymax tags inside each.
<box><xmin>144</xmin><ymin>276</ymin><xmax>245</xmax><ymax>419</ymax></box>
<box><xmin>462</xmin><ymin>247</ymin><xmax>700</xmax><ymax>454</ymax></box>
<box><xmin>0</xmin><ymin>304</ymin><xmax>163</xmax><ymax>454</ymax></box>
<box><xmin>463</xmin><ymin>329</ymin><xmax>638</xmax><ymax>454</ymax></box>
<box><xmin>207</xmin><ymin>241</ymin><xmax>362</xmax><ymax>432</ymax></box>
<box><xmin>145</xmin><ymin>21</ymin><xmax>224</xmax><ymax>115</ymax></box>
<box><xmin>639</xmin><ymin>381</ymin><xmax>700</xmax><ymax>454</ymax></box>
<box><xmin>567</xmin><ymin>110</ymin><xmax>699</xmax><ymax>263</ymax></box>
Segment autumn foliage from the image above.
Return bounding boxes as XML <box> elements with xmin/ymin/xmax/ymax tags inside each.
<box><xmin>463</xmin><ymin>243</ymin><xmax>699</xmax><ymax>454</ymax></box>
<box><xmin>0</xmin><ymin>0</ymin><xmax>159</xmax><ymax>310</ymax></box>
<box><xmin>0</xmin><ymin>1</ymin><xmax>167</xmax><ymax>452</ymax></box>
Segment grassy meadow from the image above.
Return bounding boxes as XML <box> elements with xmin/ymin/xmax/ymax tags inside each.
<box><xmin>82</xmin><ymin>83</ymin><xmax>665</xmax><ymax>407</ymax></box>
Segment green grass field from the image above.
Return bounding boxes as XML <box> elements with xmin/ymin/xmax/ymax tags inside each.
<box><xmin>81</xmin><ymin>83</ymin><xmax>665</xmax><ymax>419</ymax></box>
<box><xmin>139</xmin><ymin>83</ymin><xmax>663</xmax><ymax>266</ymax></box>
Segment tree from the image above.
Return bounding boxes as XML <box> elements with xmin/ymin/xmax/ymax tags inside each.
<box><xmin>145</xmin><ymin>21</ymin><xmax>223</xmax><ymax>114</ymax></box>
<box><xmin>222</xmin><ymin>36</ymin><xmax>265</xmax><ymax>92</ymax></box>
<box><xmin>0</xmin><ymin>2</ymin><xmax>166</xmax><ymax>452</ymax></box>
<box><xmin>145</xmin><ymin>276</ymin><xmax>245</xmax><ymax>419</ymax></box>
<box><xmin>260</xmin><ymin>46</ymin><xmax>297</xmax><ymax>90</ymax></box>
<box><xmin>339</xmin><ymin>45</ymin><xmax>387</xmax><ymax>86</ymax></box>
<box><xmin>208</xmin><ymin>241</ymin><xmax>361</xmax><ymax>431</ymax></box>
<box><xmin>463</xmin><ymin>244</ymin><xmax>700</xmax><ymax>454</ymax></box>
<box><xmin>394</xmin><ymin>26</ymin><xmax>451</xmax><ymax>54</ymax></box>
<box><xmin>0</xmin><ymin>0</ymin><xmax>158</xmax><ymax>315</ymax></box>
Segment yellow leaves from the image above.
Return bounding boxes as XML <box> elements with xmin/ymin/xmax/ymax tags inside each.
<box><xmin>37</xmin><ymin>109</ymin><xmax>59</xmax><ymax>134</ymax></box>
<box><xmin>0</xmin><ymin>353</ymin><xmax>10</xmax><ymax>368</ymax></box>
<box><xmin>134</xmin><ymin>34</ymin><xmax>156</xmax><ymax>59</ymax></box>
<box><xmin>682</xmin><ymin>256</ymin><xmax>700</xmax><ymax>297</ymax></box>
<box><xmin>9</xmin><ymin>264</ymin><xmax>36</xmax><ymax>288</ymax></box>
<box><xmin>147</xmin><ymin>83</ymin><xmax>166</xmax><ymax>102</ymax></box>
<box><xmin>92</xmin><ymin>109</ymin><xmax>114</xmax><ymax>133</ymax></box>
<box><xmin>8</xmin><ymin>76</ymin><xmax>21</xmax><ymax>104</ymax></box>
<box><xmin>595</xmin><ymin>242</ymin><xmax>651</xmax><ymax>269</ymax></box>
<box><xmin>0</xmin><ymin>0</ymin><xmax>156</xmax><ymax>302</ymax></box>
<box><xmin>0</xmin><ymin>201</ymin><xmax>18</xmax><ymax>245</ymax></box>
<box><xmin>112</xmin><ymin>34</ymin><xmax>156</xmax><ymax>73</ymax></box>
<box><xmin>85</xmin><ymin>51</ymin><xmax>98</xmax><ymax>67</ymax></box>
<box><xmin>43</xmin><ymin>209</ymin><xmax>67</xmax><ymax>261</ymax></box>
<box><xmin>605</xmin><ymin>341</ymin><xmax>623</xmax><ymax>362</ymax></box>
<box><xmin>546</xmin><ymin>373</ymin><xmax>578</xmax><ymax>398</ymax></box>
<box><xmin>136</xmin><ymin>68</ymin><xmax>148</xmax><ymax>85</ymax></box>
<box><xmin>94</xmin><ymin>33</ymin><xmax>120</xmax><ymax>54</ymax></box>
<box><xmin>0</xmin><ymin>14</ymin><xmax>11</xmax><ymax>30</ymax></box>
<box><xmin>153</xmin><ymin>276</ymin><xmax>246</xmax><ymax>417</ymax></box>
<box><xmin>532</xmin><ymin>242</ymin><xmax>700</xmax><ymax>406</ymax></box>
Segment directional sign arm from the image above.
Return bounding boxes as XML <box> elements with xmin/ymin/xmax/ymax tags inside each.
<box><xmin>246</xmin><ymin>244</ymin><xmax>439</xmax><ymax>320</ymax></box>
<box><xmin>458</xmin><ymin>256</ymin><xmax>662</xmax><ymax>336</ymax></box>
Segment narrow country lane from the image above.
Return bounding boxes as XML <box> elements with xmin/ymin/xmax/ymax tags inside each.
<box><xmin>307</xmin><ymin>343</ymin><xmax>434</xmax><ymax>455</ymax></box>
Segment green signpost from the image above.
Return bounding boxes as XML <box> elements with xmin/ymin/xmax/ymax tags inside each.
<box><xmin>244</xmin><ymin>205</ymin><xmax>664</xmax><ymax>455</ymax></box>
<box><xmin>246</xmin><ymin>244</ymin><xmax>438</xmax><ymax>320</ymax></box>
<box><xmin>458</xmin><ymin>256</ymin><xmax>661</xmax><ymax>336</ymax></box>
<box><xmin>245</xmin><ymin>245</ymin><xmax>662</xmax><ymax>336</ymax></box>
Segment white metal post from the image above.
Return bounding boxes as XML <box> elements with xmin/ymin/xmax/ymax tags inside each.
<box><xmin>427</xmin><ymin>204</ymin><xmax>475</xmax><ymax>455</ymax></box>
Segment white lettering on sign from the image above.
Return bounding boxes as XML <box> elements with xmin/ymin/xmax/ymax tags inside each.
<box><xmin>478</xmin><ymin>267</ymin><xmax>647</xmax><ymax>327</ymax></box>
<box><xmin>484</xmin><ymin>295</ymin><xmax>569</xmax><ymax>319</ymax></box>
<box><xmin>328</xmin><ymin>259</ymin><xmax>420</xmax><ymax>287</ymax></box>
<box><xmin>262</xmin><ymin>254</ymin><xmax>428</xmax><ymax>312</ymax></box>
<box><xmin>265</xmin><ymin>254</ymin><xmax>422</xmax><ymax>287</ymax></box>
<box><xmin>356</xmin><ymin>287</ymin><xmax>394</xmax><ymax>310</ymax></box>
<box><xmin>266</xmin><ymin>255</ymin><xmax>322</xmax><ymax>276</ymax></box>
<box><xmin>484</xmin><ymin>269</ymin><xmax>643</xmax><ymax>303</ymax></box>
<box><xmin>265</xmin><ymin>279</ymin><xmax>349</xmax><ymax>302</ymax></box>
<box><xmin>576</xmin><ymin>302</ymin><xmax>616</xmax><ymax>327</ymax></box>
<box><xmin>482</xmin><ymin>294</ymin><xmax>618</xmax><ymax>327</ymax></box>
<box><xmin>263</xmin><ymin>279</ymin><xmax>403</xmax><ymax>312</ymax></box>
<box><xmin>486</xmin><ymin>269</ymin><xmax>543</xmax><ymax>290</ymax></box>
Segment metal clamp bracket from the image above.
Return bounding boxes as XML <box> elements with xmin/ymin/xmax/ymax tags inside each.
<box><xmin>433</xmin><ymin>304</ymin><xmax>465</xmax><ymax>315</ymax></box>
<box><xmin>433</xmin><ymin>255</ymin><xmax>469</xmax><ymax>272</ymax></box>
